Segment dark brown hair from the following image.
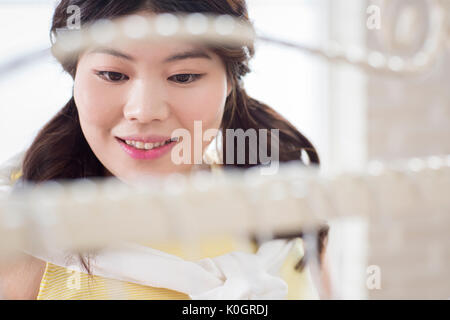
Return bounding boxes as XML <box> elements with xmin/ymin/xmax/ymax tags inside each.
<box><xmin>22</xmin><ymin>0</ymin><xmax>324</xmax><ymax>274</ymax></box>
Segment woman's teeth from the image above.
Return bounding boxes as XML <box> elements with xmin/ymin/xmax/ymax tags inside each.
<box><xmin>124</xmin><ymin>137</ymin><xmax>179</xmax><ymax>150</ymax></box>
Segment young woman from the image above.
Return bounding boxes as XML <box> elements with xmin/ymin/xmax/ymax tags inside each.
<box><xmin>0</xmin><ymin>0</ymin><xmax>326</xmax><ymax>300</ymax></box>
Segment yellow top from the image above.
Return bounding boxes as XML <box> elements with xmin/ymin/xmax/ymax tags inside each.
<box><xmin>35</xmin><ymin>237</ymin><xmax>318</xmax><ymax>300</ymax></box>
<box><xmin>10</xmin><ymin>170</ymin><xmax>319</xmax><ymax>300</ymax></box>
<box><xmin>37</xmin><ymin>236</ymin><xmax>252</xmax><ymax>300</ymax></box>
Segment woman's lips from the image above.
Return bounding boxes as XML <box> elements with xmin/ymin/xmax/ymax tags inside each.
<box><xmin>117</xmin><ymin>135</ymin><xmax>173</xmax><ymax>143</ymax></box>
<box><xmin>116</xmin><ymin>137</ymin><xmax>177</xmax><ymax>160</ymax></box>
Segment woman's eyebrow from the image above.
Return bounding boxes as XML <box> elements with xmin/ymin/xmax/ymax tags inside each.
<box><xmin>88</xmin><ymin>47</ymin><xmax>135</xmax><ymax>61</ymax></box>
<box><xmin>163</xmin><ymin>49</ymin><xmax>212</xmax><ymax>63</ymax></box>
<box><xmin>87</xmin><ymin>47</ymin><xmax>212</xmax><ymax>63</ymax></box>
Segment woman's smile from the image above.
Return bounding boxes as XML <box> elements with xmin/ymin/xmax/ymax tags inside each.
<box><xmin>115</xmin><ymin>136</ymin><xmax>180</xmax><ymax>160</ymax></box>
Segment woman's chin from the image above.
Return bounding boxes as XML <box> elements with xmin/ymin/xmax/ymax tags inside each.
<box><xmin>115</xmin><ymin>164</ymin><xmax>193</xmax><ymax>183</ymax></box>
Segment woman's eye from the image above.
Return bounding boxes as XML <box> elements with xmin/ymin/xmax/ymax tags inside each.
<box><xmin>96</xmin><ymin>71</ymin><xmax>129</xmax><ymax>82</ymax></box>
<box><xmin>169</xmin><ymin>74</ymin><xmax>203</xmax><ymax>84</ymax></box>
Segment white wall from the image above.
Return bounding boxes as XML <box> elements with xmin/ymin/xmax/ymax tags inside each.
<box><xmin>0</xmin><ymin>0</ymin><xmax>73</xmax><ymax>164</ymax></box>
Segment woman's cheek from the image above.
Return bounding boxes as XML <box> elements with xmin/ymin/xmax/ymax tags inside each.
<box><xmin>74</xmin><ymin>73</ymin><xmax>124</xmax><ymax>126</ymax></box>
<box><xmin>172</xmin><ymin>80</ymin><xmax>227</xmax><ymax>130</ymax></box>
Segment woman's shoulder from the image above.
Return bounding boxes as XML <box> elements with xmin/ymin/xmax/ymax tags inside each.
<box><xmin>280</xmin><ymin>237</ymin><xmax>320</xmax><ymax>299</ymax></box>
<box><xmin>0</xmin><ymin>151</ymin><xmax>45</xmax><ymax>299</ymax></box>
<box><xmin>0</xmin><ymin>150</ymin><xmax>26</xmax><ymax>192</ymax></box>
<box><xmin>0</xmin><ymin>253</ymin><xmax>46</xmax><ymax>299</ymax></box>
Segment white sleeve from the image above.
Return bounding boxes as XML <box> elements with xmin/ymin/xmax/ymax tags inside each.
<box><xmin>0</xmin><ymin>149</ymin><xmax>26</xmax><ymax>194</ymax></box>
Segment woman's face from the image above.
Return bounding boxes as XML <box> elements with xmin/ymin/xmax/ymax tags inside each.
<box><xmin>74</xmin><ymin>26</ymin><xmax>231</xmax><ymax>182</ymax></box>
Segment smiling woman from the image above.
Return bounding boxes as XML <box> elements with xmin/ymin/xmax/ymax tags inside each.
<box><xmin>1</xmin><ymin>0</ymin><xmax>326</xmax><ymax>300</ymax></box>
<box><xmin>22</xmin><ymin>0</ymin><xmax>320</xmax><ymax>185</ymax></box>
<box><xmin>73</xmin><ymin>37</ymin><xmax>231</xmax><ymax>179</ymax></box>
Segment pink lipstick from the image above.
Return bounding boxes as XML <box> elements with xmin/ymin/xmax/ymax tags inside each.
<box><xmin>116</xmin><ymin>136</ymin><xmax>178</xmax><ymax>160</ymax></box>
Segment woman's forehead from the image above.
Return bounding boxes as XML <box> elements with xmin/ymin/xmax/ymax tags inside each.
<box><xmin>82</xmin><ymin>40</ymin><xmax>218</xmax><ymax>64</ymax></box>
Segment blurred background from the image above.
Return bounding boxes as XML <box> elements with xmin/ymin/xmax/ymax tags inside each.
<box><xmin>1</xmin><ymin>0</ymin><xmax>449</xmax><ymax>172</ymax></box>
<box><xmin>0</xmin><ymin>0</ymin><xmax>448</xmax><ymax>299</ymax></box>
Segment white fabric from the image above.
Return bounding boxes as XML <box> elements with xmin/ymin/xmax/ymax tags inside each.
<box><xmin>27</xmin><ymin>239</ymin><xmax>294</xmax><ymax>300</ymax></box>
<box><xmin>0</xmin><ymin>150</ymin><xmax>24</xmax><ymax>194</ymax></box>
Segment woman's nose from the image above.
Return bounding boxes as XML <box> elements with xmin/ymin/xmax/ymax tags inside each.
<box><xmin>123</xmin><ymin>80</ymin><xmax>170</xmax><ymax>123</ymax></box>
